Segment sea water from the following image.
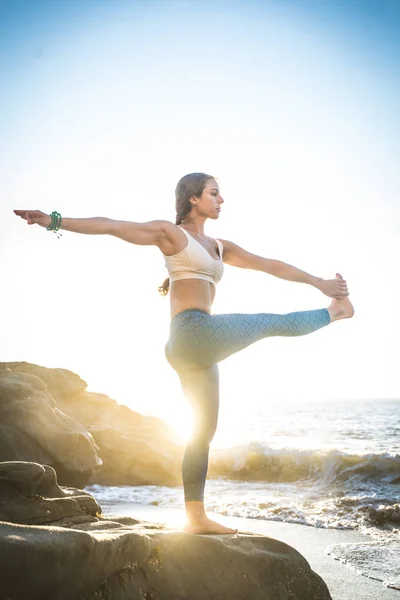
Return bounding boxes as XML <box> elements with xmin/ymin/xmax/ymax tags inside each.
<box><xmin>86</xmin><ymin>398</ymin><xmax>400</xmax><ymax>590</ymax></box>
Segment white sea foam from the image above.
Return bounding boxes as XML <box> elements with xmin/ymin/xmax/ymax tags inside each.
<box><xmin>327</xmin><ymin>542</ymin><xmax>400</xmax><ymax>590</ymax></box>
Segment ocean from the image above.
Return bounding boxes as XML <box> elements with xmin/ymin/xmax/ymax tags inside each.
<box><xmin>86</xmin><ymin>398</ymin><xmax>400</xmax><ymax>590</ymax></box>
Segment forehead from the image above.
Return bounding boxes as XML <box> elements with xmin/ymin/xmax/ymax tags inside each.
<box><xmin>204</xmin><ymin>179</ymin><xmax>219</xmax><ymax>191</ymax></box>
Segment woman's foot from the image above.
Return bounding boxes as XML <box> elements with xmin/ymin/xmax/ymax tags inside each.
<box><xmin>184</xmin><ymin>501</ymin><xmax>237</xmax><ymax>535</ymax></box>
<box><xmin>183</xmin><ymin>516</ymin><xmax>238</xmax><ymax>535</ymax></box>
<box><xmin>327</xmin><ymin>274</ymin><xmax>355</xmax><ymax>322</ymax></box>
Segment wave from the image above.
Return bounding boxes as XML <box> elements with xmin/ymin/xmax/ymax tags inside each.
<box><xmin>208</xmin><ymin>443</ymin><xmax>400</xmax><ymax>484</ymax></box>
<box><xmin>86</xmin><ymin>441</ymin><xmax>400</xmax><ymax>544</ymax></box>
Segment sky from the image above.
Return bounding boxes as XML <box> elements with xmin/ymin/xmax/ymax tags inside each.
<box><xmin>1</xmin><ymin>0</ymin><xmax>399</xmax><ymax>445</ymax></box>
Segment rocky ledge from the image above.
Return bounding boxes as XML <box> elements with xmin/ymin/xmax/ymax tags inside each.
<box><xmin>0</xmin><ymin>461</ymin><xmax>332</xmax><ymax>600</ymax></box>
<box><xmin>0</xmin><ymin>362</ymin><xmax>183</xmax><ymax>488</ymax></box>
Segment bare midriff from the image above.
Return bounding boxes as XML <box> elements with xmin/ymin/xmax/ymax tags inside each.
<box><xmin>169</xmin><ymin>279</ymin><xmax>216</xmax><ymax>319</ymax></box>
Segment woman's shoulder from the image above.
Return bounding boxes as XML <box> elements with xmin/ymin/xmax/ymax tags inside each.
<box><xmin>161</xmin><ymin>221</ymin><xmax>186</xmax><ymax>238</ymax></box>
<box><xmin>159</xmin><ymin>221</ymin><xmax>188</xmax><ymax>255</ymax></box>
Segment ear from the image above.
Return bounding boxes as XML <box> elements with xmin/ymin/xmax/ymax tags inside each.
<box><xmin>189</xmin><ymin>195</ymin><xmax>198</xmax><ymax>206</ymax></box>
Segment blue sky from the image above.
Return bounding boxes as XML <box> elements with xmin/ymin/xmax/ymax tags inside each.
<box><xmin>1</xmin><ymin>0</ymin><xmax>399</xmax><ymax>443</ymax></box>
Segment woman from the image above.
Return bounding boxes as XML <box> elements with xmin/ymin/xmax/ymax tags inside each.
<box><xmin>14</xmin><ymin>172</ymin><xmax>354</xmax><ymax>535</ymax></box>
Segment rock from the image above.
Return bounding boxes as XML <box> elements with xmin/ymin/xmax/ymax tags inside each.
<box><xmin>368</xmin><ymin>503</ymin><xmax>400</xmax><ymax>526</ymax></box>
<box><xmin>0</xmin><ymin>519</ymin><xmax>333</xmax><ymax>600</ymax></box>
<box><xmin>56</xmin><ymin>389</ymin><xmax>183</xmax><ymax>487</ymax></box>
<box><xmin>0</xmin><ymin>461</ymin><xmax>332</xmax><ymax>599</ymax></box>
<box><xmin>0</xmin><ymin>361</ymin><xmax>87</xmax><ymax>399</ymax></box>
<box><xmin>0</xmin><ymin>366</ymin><xmax>101</xmax><ymax>487</ymax></box>
<box><xmin>0</xmin><ymin>461</ymin><xmax>332</xmax><ymax>600</ymax></box>
<box><xmin>0</xmin><ymin>362</ymin><xmax>183</xmax><ymax>488</ymax></box>
<box><xmin>86</xmin><ymin>427</ymin><xmax>182</xmax><ymax>486</ymax></box>
<box><xmin>0</xmin><ymin>461</ymin><xmax>100</xmax><ymax>525</ymax></box>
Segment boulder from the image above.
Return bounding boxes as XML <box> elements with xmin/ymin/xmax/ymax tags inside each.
<box><xmin>0</xmin><ymin>521</ymin><xmax>333</xmax><ymax>600</ymax></box>
<box><xmin>0</xmin><ymin>366</ymin><xmax>101</xmax><ymax>487</ymax></box>
<box><xmin>0</xmin><ymin>362</ymin><xmax>183</xmax><ymax>488</ymax></box>
<box><xmin>0</xmin><ymin>462</ymin><xmax>332</xmax><ymax>600</ymax></box>
<box><xmin>0</xmin><ymin>361</ymin><xmax>87</xmax><ymax>400</ymax></box>
<box><xmin>0</xmin><ymin>461</ymin><xmax>100</xmax><ymax>526</ymax></box>
<box><xmin>57</xmin><ymin>390</ymin><xmax>183</xmax><ymax>487</ymax></box>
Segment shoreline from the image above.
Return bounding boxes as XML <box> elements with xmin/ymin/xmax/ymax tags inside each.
<box><xmin>101</xmin><ymin>502</ymin><xmax>399</xmax><ymax>600</ymax></box>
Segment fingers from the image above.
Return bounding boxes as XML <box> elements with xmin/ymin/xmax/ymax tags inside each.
<box><xmin>14</xmin><ymin>210</ymin><xmax>30</xmax><ymax>220</ymax></box>
<box><xmin>14</xmin><ymin>210</ymin><xmax>36</xmax><ymax>224</ymax></box>
<box><xmin>330</xmin><ymin>273</ymin><xmax>349</xmax><ymax>298</ymax></box>
<box><xmin>333</xmin><ymin>273</ymin><xmax>348</xmax><ymax>294</ymax></box>
<box><xmin>334</xmin><ymin>280</ymin><xmax>348</xmax><ymax>291</ymax></box>
<box><xmin>335</xmin><ymin>288</ymin><xmax>349</xmax><ymax>298</ymax></box>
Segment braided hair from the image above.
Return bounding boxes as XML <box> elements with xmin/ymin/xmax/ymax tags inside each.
<box><xmin>158</xmin><ymin>172</ymin><xmax>214</xmax><ymax>296</ymax></box>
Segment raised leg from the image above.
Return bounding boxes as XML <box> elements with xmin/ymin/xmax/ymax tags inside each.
<box><xmin>167</xmin><ymin>307</ymin><xmax>333</xmax><ymax>370</ymax></box>
<box><xmin>178</xmin><ymin>365</ymin><xmax>237</xmax><ymax>535</ymax></box>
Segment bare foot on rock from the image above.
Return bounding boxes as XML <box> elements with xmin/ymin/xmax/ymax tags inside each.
<box><xmin>328</xmin><ymin>274</ymin><xmax>355</xmax><ymax>322</ymax></box>
<box><xmin>183</xmin><ymin>516</ymin><xmax>238</xmax><ymax>535</ymax></box>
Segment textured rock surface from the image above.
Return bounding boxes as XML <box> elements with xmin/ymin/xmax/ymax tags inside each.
<box><xmin>0</xmin><ymin>461</ymin><xmax>100</xmax><ymax>526</ymax></box>
<box><xmin>0</xmin><ymin>461</ymin><xmax>332</xmax><ymax>600</ymax></box>
<box><xmin>58</xmin><ymin>390</ymin><xmax>183</xmax><ymax>487</ymax></box>
<box><xmin>0</xmin><ymin>520</ymin><xmax>333</xmax><ymax>600</ymax></box>
<box><xmin>0</xmin><ymin>362</ymin><xmax>182</xmax><ymax>487</ymax></box>
<box><xmin>0</xmin><ymin>365</ymin><xmax>101</xmax><ymax>487</ymax></box>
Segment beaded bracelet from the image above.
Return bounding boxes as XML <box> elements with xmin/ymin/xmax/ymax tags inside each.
<box><xmin>47</xmin><ymin>211</ymin><xmax>62</xmax><ymax>238</ymax></box>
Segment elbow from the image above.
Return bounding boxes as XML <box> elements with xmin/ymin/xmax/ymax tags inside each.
<box><xmin>103</xmin><ymin>218</ymin><xmax>117</xmax><ymax>235</ymax></box>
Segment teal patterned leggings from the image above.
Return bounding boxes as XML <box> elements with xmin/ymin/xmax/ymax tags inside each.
<box><xmin>165</xmin><ymin>307</ymin><xmax>331</xmax><ymax>502</ymax></box>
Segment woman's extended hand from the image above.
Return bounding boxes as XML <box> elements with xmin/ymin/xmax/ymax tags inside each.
<box><xmin>318</xmin><ymin>273</ymin><xmax>349</xmax><ymax>299</ymax></box>
<box><xmin>14</xmin><ymin>210</ymin><xmax>51</xmax><ymax>228</ymax></box>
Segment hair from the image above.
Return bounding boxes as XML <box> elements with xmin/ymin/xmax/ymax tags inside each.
<box><xmin>158</xmin><ymin>172</ymin><xmax>214</xmax><ymax>296</ymax></box>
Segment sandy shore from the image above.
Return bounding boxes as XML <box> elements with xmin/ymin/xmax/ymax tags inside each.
<box><xmin>101</xmin><ymin>502</ymin><xmax>399</xmax><ymax>600</ymax></box>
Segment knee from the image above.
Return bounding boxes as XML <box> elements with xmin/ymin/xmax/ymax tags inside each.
<box><xmin>191</xmin><ymin>421</ymin><xmax>217</xmax><ymax>447</ymax></box>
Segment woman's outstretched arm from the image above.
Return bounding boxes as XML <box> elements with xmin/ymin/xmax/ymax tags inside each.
<box><xmin>219</xmin><ymin>238</ymin><xmax>348</xmax><ymax>299</ymax></box>
<box><xmin>13</xmin><ymin>210</ymin><xmax>173</xmax><ymax>246</ymax></box>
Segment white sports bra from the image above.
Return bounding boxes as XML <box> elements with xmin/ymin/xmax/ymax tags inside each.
<box><xmin>163</xmin><ymin>226</ymin><xmax>224</xmax><ymax>285</ymax></box>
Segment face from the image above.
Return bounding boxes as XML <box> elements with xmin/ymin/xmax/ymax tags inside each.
<box><xmin>193</xmin><ymin>178</ymin><xmax>224</xmax><ymax>220</ymax></box>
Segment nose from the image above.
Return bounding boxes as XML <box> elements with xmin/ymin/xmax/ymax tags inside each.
<box><xmin>219</xmin><ymin>195</ymin><xmax>224</xmax><ymax>204</ymax></box>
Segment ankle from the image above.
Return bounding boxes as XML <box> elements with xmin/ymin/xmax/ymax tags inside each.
<box><xmin>185</xmin><ymin>500</ymin><xmax>206</xmax><ymax>520</ymax></box>
<box><xmin>327</xmin><ymin>306</ymin><xmax>337</xmax><ymax>322</ymax></box>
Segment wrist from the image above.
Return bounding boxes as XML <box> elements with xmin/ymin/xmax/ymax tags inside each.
<box><xmin>47</xmin><ymin>211</ymin><xmax>62</xmax><ymax>232</ymax></box>
<box><xmin>40</xmin><ymin>215</ymin><xmax>52</xmax><ymax>228</ymax></box>
<box><xmin>311</xmin><ymin>276</ymin><xmax>324</xmax><ymax>289</ymax></box>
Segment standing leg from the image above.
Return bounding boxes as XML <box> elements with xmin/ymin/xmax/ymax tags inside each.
<box><xmin>178</xmin><ymin>365</ymin><xmax>237</xmax><ymax>535</ymax></box>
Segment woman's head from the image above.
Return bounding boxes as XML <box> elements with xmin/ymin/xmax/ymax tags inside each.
<box><xmin>158</xmin><ymin>172</ymin><xmax>222</xmax><ymax>296</ymax></box>
<box><xmin>175</xmin><ymin>172</ymin><xmax>220</xmax><ymax>225</ymax></box>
